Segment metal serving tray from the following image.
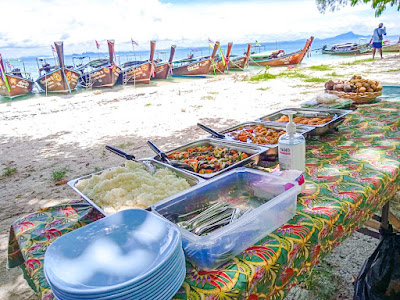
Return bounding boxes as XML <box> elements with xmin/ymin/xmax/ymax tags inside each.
<box><xmin>153</xmin><ymin>138</ymin><xmax>268</xmax><ymax>179</ymax></box>
<box><xmin>215</xmin><ymin>121</ymin><xmax>314</xmax><ymax>158</ymax></box>
<box><xmin>67</xmin><ymin>158</ymin><xmax>204</xmax><ymax>216</ymax></box>
<box><xmin>256</xmin><ymin>107</ymin><xmax>352</xmax><ymax>135</ymax></box>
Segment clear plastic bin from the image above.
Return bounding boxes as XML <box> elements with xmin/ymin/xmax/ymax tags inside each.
<box><xmin>151</xmin><ymin>167</ymin><xmax>301</xmax><ymax>269</ymax></box>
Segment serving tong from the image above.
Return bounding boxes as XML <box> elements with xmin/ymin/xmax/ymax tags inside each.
<box><xmin>105</xmin><ymin>145</ymin><xmax>156</xmax><ymax>174</ymax></box>
<box><xmin>197</xmin><ymin>123</ymin><xmax>225</xmax><ymax>139</ymax></box>
<box><xmin>147</xmin><ymin>140</ymin><xmax>195</xmax><ymax>172</ymax></box>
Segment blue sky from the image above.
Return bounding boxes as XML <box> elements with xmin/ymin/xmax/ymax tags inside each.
<box><xmin>0</xmin><ymin>0</ymin><xmax>398</xmax><ymax>57</ymax></box>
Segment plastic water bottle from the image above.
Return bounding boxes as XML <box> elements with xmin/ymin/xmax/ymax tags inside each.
<box><xmin>278</xmin><ymin>111</ymin><xmax>306</xmax><ymax>172</ymax></box>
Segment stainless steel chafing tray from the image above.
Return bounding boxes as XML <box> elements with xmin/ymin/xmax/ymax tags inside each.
<box><xmin>67</xmin><ymin>158</ymin><xmax>204</xmax><ymax>216</ymax></box>
<box><xmin>215</xmin><ymin>121</ymin><xmax>314</xmax><ymax>158</ymax></box>
<box><xmin>153</xmin><ymin>138</ymin><xmax>268</xmax><ymax>179</ymax></box>
<box><xmin>256</xmin><ymin>107</ymin><xmax>352</xmax><ymax>135</ymax></box>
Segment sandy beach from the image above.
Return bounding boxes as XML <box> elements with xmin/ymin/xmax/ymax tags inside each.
<box><xmin>1</xmin><ymin>53</ymin><xmax>399</xmax><ymax>300</ymax></box>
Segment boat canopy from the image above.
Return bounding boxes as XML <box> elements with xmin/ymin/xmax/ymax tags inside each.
<box><xmin>85</xmin><ymin>58</ymin><xmax>109</xmax><ymax>68</ymax></box>
<box><xmin>7</xmin><ymin>59</ymin><xmax>23</xmax><ymax>63</ymax></box>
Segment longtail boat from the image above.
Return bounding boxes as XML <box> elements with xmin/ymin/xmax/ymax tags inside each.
<box><xmin>0</xmin><ymin>55</ymin><xmax>34</xmax><ymax>98</ymax></box>
<box><xmin>119</xmin><ymin>41</ymin><xmax>156</xmax><ymax>85</ymax></box>
<box><xmin>36</xmin><ymin>42</ymin><xmax>80</xmax><ymax>93</ymax></box>
<box><xmin>172</xmin><ymin>43</ymin><xmax>219</xmax><ymax>78</ymax></box>
<box><xmin>228</xmin><ymin>44</ymin><xmax>252</xmax><ymax>70</ymax></box>
<box><xmin>154</xmin><ymin>45</ymin><xmax>176</xmax><ymax>80</ymax></box>
<box><xmin>209</xmin><ymin>42</ymin><xmax>233</xmax><ymax>74</ymax></box>
<box><xmin>249</xmin><ymin>36</ymin><xmax>314</xmax><ymax>66</ymax></box>
<box><xmin>77</xmin><ymin>40</ymin><xmax>121</xmax><ymax>88</ymax></box>
<box><xmin>321</xmin><ymin>42</ymin><xmax>370</xmax><ymax>55</ymax></box>
<box><xmin>383</xmin><ymin>41</ymin><xmax>400</xmax><ymax>52</ymax></box>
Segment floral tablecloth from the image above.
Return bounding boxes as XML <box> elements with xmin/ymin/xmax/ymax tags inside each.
<box><xmin>8</xmin><ymin>101</ymin><xmax>400</xmax><ymax>300</ymax></box>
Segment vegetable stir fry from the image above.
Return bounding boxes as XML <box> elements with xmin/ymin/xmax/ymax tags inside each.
<box><xmin>167</xmin><ymin>145</ymin><xmax>250</xmax><ymax>174</ymax></box>
<box><xmin>227</xmin><ymin>125</ymin><xmax>285</xmax><ymax>145</ymax></box>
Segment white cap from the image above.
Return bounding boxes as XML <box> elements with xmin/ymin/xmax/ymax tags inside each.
<box><xmin>282</xmin><ymin>110</ymin><xmax>297</xmax><ymax>135</ymax></box>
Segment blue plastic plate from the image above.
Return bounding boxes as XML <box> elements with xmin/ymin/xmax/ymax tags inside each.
<box><xmin>44</xmin><ymin>209</ymin><xmax>181</xmax><ymax>295</ymax></box>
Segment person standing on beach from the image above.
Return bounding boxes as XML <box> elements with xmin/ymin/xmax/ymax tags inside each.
<box><xmin>370</xmin><ymin>23</ymin><xmax>387</xmax><ymax>59</ymax></box>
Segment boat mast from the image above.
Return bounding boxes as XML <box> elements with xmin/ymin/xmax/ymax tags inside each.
<box><xmin>149</xmin><ymin>41</ymin><xmax>156</xmax><ymax>78</ymax></box>
<box><xmin>107</xmin><ymin>40</ymin><xmax>116</xmax><ymax>66</ymax></box>
<box><xmin>54</xmin><ymin>41</ymin><xmax>72</xmax><ymax>93</ymax></box>
<box><xmin>168</xmin><ymin>45</ymin><xmax>176</xmax><ymax>75</ymax></box>
<box><xmin>225</xmin><ymin>42</ymin><xmax>233</xmax><ymax>72</ymax></box>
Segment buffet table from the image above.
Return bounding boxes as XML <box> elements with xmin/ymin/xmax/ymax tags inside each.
<box><xmin>7</xmin><ymin>101</ymin><xmax>400</xmax><ymax>300</ymax></box>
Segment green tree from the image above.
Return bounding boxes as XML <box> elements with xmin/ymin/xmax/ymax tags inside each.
<box><xmin>316</xmin><ymin>0</ymin><xmax>400</xmax><ymax>16</ymax></box>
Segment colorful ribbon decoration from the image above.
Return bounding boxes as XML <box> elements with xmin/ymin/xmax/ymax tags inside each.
<box><xmin>218</xmin><ymin>45</ymin><xmax>226</xmax><ymax>67</ymax></box>
<box><xmin>0</xmin><ymin>54</ymin><xmax>11</xmax><ymax>93</ymax></box>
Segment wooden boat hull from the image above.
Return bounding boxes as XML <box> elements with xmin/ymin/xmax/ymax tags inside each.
<box><xmin>0</xmin><ymin>74</ymin><xmax>34</xmax><ymax>98</ymax></box>
<box><xmin>250</xmin><ymin>37</ymin><xmax>313</xmax><ymax>67</ymax></box>
<box><xmin>321</xmin><ymin>48</ymin><xmax>370</xmax><ymax>55</ymax></box>
<box><xmin>154</xmin><ymin>63</ymin><xmax>171</xmax><ymax>80</ymax></box>
<box><xmin>82</xmin><ymin>65</ymin><xmax>121</xmax><ymax>88</ymax></box>
<box><xmin>228</xmin><ymin>57</ymin><xmax>247</xmax><ymax>70</ymax></box>
<box><xmin>121</xmin><ymin>62</ymin><xmax>152</xmax><ymax>84</ymax></box>
<box><xmin>383</xmin><ymin>43</ymin><xmax>400</xmax><ymax>52</ymax></box>
<box><xmin>37</xmin><ymin>68</ymin><xmax>80</xmax><ymax>93</ymax></box>
<box><xmin>250</xmin><ymin>50</ymin><xmax>306</xmax><ymax>66</ymax></box>
<box><xmin>209</xmin><ymin>59</ymin><xmax>226</xmax><ymax>74</ymax></box>
<box><xmin>172</xmin><ymin>59</ymin><xmax>211</xmax><ymax>77</ymax></box>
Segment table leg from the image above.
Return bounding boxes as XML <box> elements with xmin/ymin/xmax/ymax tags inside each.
<box><xmin>357</xmin><ymin>201</ymin><xmax>392</xmax><ymax>239</ymax></box>
<box><xmin>380</xmin><ymin>201</ymin><xmax>390</xmax><ymax>231</ymax></box>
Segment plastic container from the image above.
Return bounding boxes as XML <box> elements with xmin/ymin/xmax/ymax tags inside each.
<box><xmin>151</xmin><ymin>168</ymin><xmax>300</xmax><ymax>269</ymax></box>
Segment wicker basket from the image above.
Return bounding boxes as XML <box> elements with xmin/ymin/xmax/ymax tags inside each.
<box><xmin>327</xmin><ymin>90</ymin><xmax>382</xmax><ymax>104</ymax></box>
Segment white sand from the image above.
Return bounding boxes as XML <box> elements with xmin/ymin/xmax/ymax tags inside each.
<box><xmin>0</xmin><ymin>53</ymin><xmax>399</xmax><ymax>299</ymax></box>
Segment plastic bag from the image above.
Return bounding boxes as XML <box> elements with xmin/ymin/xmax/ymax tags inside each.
<box><xmin>314</xmin><ymin>93</ymin><xmax>339</xmax><ymax>104</ymax></box>
<box><xmin>353</xmin><ymin>226</ymin><xmax>400</xmax><ymax>300</ymax></box>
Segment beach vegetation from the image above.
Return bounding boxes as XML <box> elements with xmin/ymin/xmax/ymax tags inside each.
<box><xmin>340</xmin><ymin>58</ymin><xmax>375</xmax><ymax>66</ymax></box>
<box><xmin>144</xmin><ymin>103</ymin><xmax>152</xmax><ymax>107</ymax></box>
<box><xmin>257</xmin><ymin>87</ymin><xmax>270</xmax><ymax>91</ymax></box>
<box><xmin>316</xmin><ymin>0</ymin><xmax>399</xmax><ymax>17</ymax></box>
<box><xmin>2</xmin><ymin>167</ymin><xmax>17</xmax><ymax>177</ymax></box>
<box><xmin>304</xmin><ymin>77</ymin><xmax>327</xmax><ymax>83</ymax></box>
<box><xmin>52</xmin><ymin>168</ymin><xmax>68</xmax><ymax>182</ymax></box>
<box><xmin>383</xmin><ymin>67</ymin><xmax>400</xmax><ymax>72</ymax></box>
<box><xmin>279</xmin><ymin>71</ymin><xmax>309</xmax><ymax>79</ymax></box>
<box><xmin>300</xmin><ymin>91</ymin><xmax>315</xmax><ymax>94</ymax></box>
<box><xmin>201</xmin><ymin>95</ymin><xmax>215</xmax><ymax>100</ymax></box>
<box><xmin>325</xmin><ymin>72</ymin><xmax>344</xmax><ymax>77</ymax></box>
<box><xmin>249</xmin><ymin>72</ymin><xmax>277</xmax><ymax>81</ymax></box>
<box><xmin>118</xmin><ymin>141</ymin><xmax>134</xmax><ymax>149</ymax></box>
<box><xmin>208</xmin><ymin>91</ymin><xmax>219</xmax><ymax>95</ymax></box>
<box><xmin>94</xmin><ymin>167</ymin><xmax>101</xmax><ymax>172</ymax></box>
<box><xmin>308</xmin><ymin>64</ymin><xmax>333</xmax><ymax>71</ymax></box>
<box><xmin>303</xmin><ymin>260</ymin><xmax>348</xmax><ymax>300</ymax></box>
<box><xmin>290</xmin><ymin>84</ymin><xmax>310</xmax><ymax>88</ymax></box>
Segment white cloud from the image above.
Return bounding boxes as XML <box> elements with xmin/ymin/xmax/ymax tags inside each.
<box><xmin>0</xmin><ymin>0</ymin><xmax>398</xmax><ymax>57</ymax></box>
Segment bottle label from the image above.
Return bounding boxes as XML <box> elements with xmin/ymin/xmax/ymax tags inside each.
<box><xmin>278</xmin><ymin>143</ymin><xmax>305</xmax><ymax>172</ymax></box>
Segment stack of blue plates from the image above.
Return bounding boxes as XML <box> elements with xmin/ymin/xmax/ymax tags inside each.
<box><xmin>44</xmin><ymin>209</ymin><xmax>186</xmax><ymax>300</ymax></box>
